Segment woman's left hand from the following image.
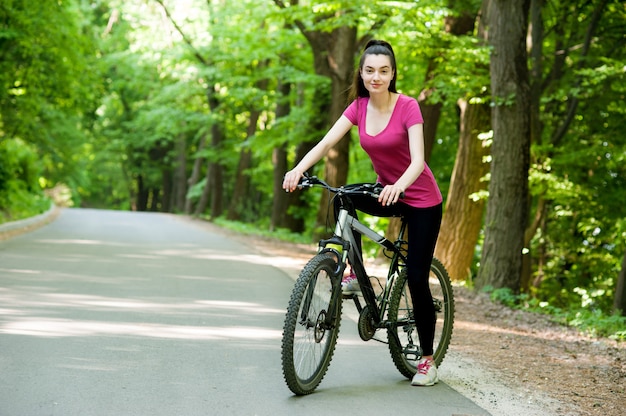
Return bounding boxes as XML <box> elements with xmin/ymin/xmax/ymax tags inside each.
<box><xmin>378</xmin><ymin>184</ymin><xmax>404</xmax><ymax>206</ymax></box>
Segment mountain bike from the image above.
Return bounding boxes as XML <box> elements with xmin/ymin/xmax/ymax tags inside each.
<box><xmin>281</xmin><ymin>175</ymin><xmax>454</xmax><ymax>395</ymax></box>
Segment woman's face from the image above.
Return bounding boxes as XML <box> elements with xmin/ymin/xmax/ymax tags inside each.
<box><xmin>360</xmin><ymin>54</ymin><xmax>395</xmax><ymax>95</ymax></box>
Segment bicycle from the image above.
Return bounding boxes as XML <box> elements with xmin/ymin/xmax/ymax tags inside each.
<box><xmin>281</xmin><ymin>175</ymin><xmax>455</xmax><ymax>395</ymax></box>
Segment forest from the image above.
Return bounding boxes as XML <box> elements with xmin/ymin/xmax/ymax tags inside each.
<box><xmin>0</xmin><ymin>0</ymin><xmax>624</xmax><ymax>339</ymax></box>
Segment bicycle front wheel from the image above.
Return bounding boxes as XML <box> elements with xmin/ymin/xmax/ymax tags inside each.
<box><xmin>281</xmin><ymin>253</ymin><xmax>342</xmax><ymax>395</ymax></box>
<box><xmin>387</xmin><ymin>257</ymin><xmax>454</xmax><ymax>379</ymax></box>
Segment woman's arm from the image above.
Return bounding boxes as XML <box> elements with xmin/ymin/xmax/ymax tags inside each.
<box><xmin>378</xmin><ymin>123</ymin><xmax>426</xmax><ymax>206</ymax></box>
<box><xmin>282</xmin><ymin>115</ymin><xmax>354</xmax><ymax>192</ymax></box>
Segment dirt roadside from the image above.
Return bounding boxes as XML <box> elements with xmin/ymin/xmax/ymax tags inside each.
<box><xmin>205</xmin><ymin>222</ymin><xmax>625</xmax><ymax>416</ymax></box>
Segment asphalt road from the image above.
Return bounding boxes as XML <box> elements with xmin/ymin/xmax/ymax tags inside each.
<box><xmin>0</xmin><ymin>208</ymin><xmax>490</xmax><ymax>416</ymax></box>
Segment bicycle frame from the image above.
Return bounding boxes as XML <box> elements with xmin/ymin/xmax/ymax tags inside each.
<box><xmin>319</xmin><ymin>199</ymin><xmax>409</xmax><ymax>330</ymax></box>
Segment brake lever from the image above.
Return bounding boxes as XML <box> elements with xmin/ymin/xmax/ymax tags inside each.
<box><xmin>370</xmin><ymin>183</ymin><xmax>405</xmax><ymax>200</ymax></box>
<box><xmin>297</xmin><ymin>173</ymin><xmax>316</xmax><ymax>189</ymax></box>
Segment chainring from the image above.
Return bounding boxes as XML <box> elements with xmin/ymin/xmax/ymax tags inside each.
<box><xmin>358</xmin><ymin>304</ymin><xmax>376</xmax><ymax>341</ymax></box>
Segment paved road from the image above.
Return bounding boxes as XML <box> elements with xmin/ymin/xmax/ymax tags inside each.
<box><xmin>0</xmin><ymin>208</ymin><xmax>490</xmax><ymax>415</ymax></box>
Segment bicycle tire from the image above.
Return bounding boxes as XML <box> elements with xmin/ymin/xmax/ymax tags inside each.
<box><xmin>387</xmin><ymin>257</ymin><xmax>454</xmax><ymax>379</ymax></box>
<box><xmin>281</xmin><ymin>253</ymin><xmax>342</xmax><ymax>395</ymax></box>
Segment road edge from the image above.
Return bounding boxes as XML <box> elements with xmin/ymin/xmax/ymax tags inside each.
<box><xmin>0</xmin><ymin>203</ymin><xmax>60</xmax><ymax>241</ymax></box>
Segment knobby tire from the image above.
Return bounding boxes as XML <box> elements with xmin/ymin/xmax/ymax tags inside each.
<box><xmin>281</xmin><ymin>253</ymin><xmax>342</xmax><ymax>395</ymax></box>
<box><xmin>387</xmin><ymin>257</ymin><xmax>455</xmax><ymax>379</ymax></box>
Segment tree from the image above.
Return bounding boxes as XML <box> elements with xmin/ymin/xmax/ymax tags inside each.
<box><xmin>615</xmin><ymin>249</ymin><xmax>626</xmax><ymax>316</ymax></box>
<box><xmin>424</xmin><ymin>5</ymin><xmax>492</xmax><ymax>282</ymax></box>
<box><xmin>0</xmin><ymin>0</ymin><xmax>100</xmax><ymax>194</ymax></box>
<box><xmin>476</xmin><ymin>0</ymin><xmax>531</xmax><ymax>291</ymax></box>
<box><xmin>436</xmin><ymin>99</ymin><xmax>490</xmax><ymax>281</ymax></box>
<box><xmin>273</xmin><ymin>0</ymin><xmax>357</xmax><ymax>229</ymax></box>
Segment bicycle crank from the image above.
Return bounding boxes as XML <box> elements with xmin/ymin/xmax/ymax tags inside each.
<box><xmin>358</xmin><ymin>305</ymin><xmax>376</xmax><ymax>341</ymax></box>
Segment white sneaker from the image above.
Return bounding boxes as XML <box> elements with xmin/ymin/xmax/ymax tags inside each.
<box><xmin>341</xmin><ymin>271</ymin><xmax>360</xmax><ymax>294</ymax></box>
<box><xmin>411</xmin><ymin>358</ymin><xmax>438</xmax><ymax>386</ymax></box>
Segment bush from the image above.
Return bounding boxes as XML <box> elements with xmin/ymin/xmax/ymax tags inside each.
<box><xmin>0</xmin><ymin>138</ymin><xmax>49</xmax><ymax>223</ymax></box>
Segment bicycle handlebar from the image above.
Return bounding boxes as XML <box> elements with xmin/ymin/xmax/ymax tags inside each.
<box><xmin>297</xmin><ymin>174</ymin><xmax>404</xmax><ymax>200</ymax></box>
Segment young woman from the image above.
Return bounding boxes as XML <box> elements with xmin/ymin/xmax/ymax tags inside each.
<box><xmin>282</xmin><ymin>40</ymin><xmax>443</xmax><ymax>387</ymax></box>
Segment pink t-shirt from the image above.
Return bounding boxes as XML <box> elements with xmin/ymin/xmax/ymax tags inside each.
<box><xmin>343</xmin><ymin>94</ymin><xmax>442</xmax><ymax>208</ymax></box>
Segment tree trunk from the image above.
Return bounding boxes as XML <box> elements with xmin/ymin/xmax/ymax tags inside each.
<box><xmin>271</xmin><ymin>81</ymin><xmax>291</xmax><ymax>231</ymax></box>
<box><xmin>521</xmin><ymin>0</ymin><xmax>545</xmax><ymax>291</ymax></box>
<box><xmin>435</xmin><ymin>99</ymin><xmax>491</xmax><ymax>281</ymax></box>
<box><xmin>149</xmin><ymin>187</ymin><xmax>160</xmax><ymax>212</ymax></box>
<box><xmin>418</xmin><ymin>8</ymin><xmax>483</xmax><ymax>279</ymax></box>
<box><xmin>194</xmin><ymin>159</ymin><xmax>211</xmax><ymax>217</ymax></box>
<box><xmin>136</xmin><ymin>174</ymin><xmax>148</xmax><ymax>211</ymax></box>
<box><xmin>227</xmin><ymin>111</ymin><xmax>259</xmax><ymax>220</ymax></box>
<box><xmin>281</xmin><ymin>83</ymin><xmax>318</xmax><ymax>233</ymax></box>
<box><xmin>161</xmin><ymin>167</ymin><xmax>172</xmax><ymax>212</ymax></box>
<box><xmin>284</xmin><ymin>140</ymin><xmax>316</xmax><ymax>233</ymax></box>
<box><xmin>227</xmin><ymin>71</ymin><xmax>268</xmax><ymax>221</ymax></box>
<box><xmin>226</xmin><ymin>147</ymin><xmax>252</xmax><ymax>221</ymax></box>
<box><xmin>307</xmin><ymin>27</ymin><xmax>357</xmax><ymax>233</ymax></box>
<box><xmin>195</xmin><ymin>85</ymin><xmax>224</xmax><ymax>218</ymax></box>
<box><xmin>172</xmin><ymin>133</ymin><xmax>187</xmax><ymax>212</ymax></box>
<box><xmin>185</xmin><ymin>133</ymin><xmax>207</xmax><ymax>214</ymax></box>
<box><xmin>614</xmin><ymin>249</ymin><xmax>626</xmax><ymax>316</ymax></box>
<box><xmin>476</xmin><ymin>0</ymin><xmax>531</xmax><ymax>292</ymax></box>
<box><xmin>418</xmin><ymin>98</ymin><xmax>443</xmax><ymax>164</ymax></box>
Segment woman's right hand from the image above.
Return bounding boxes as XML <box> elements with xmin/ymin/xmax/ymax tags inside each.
<box><xmin>282</xmin><ymin>169</ymin><xmax>303</xmax><ymax>192</ymax></box>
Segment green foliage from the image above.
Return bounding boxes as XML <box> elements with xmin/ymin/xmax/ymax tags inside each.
<box><xmin>0</xmin><ymin>138</ymin><xmax>49</xmax><ymax>222</ymax></box>
<box><xmin>484</xmin><ymin>286</ymin><xmax>626</xmax><ymax>341</ymax></box>
<box><xmin>0</xmin><ymin>0</ymin><xmax>103</xmax><ymax>211</ymax></box>
<box><xmin>519</xmin><ymin>0</ymin><xmax>626</xmax><ymax>326</ymax></box>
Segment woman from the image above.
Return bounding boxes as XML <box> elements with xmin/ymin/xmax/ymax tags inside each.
<box><xmin>282</xmin><ymin>40</ymin><xmax>443</xmax><ymax>387</ymax></box>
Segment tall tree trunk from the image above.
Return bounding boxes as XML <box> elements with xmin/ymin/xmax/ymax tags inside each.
<box><xmin>282</xmin><ymin>83</ymin><xmax>318</xmax><ymax>233</ymax></box>
<box><xmin>136</xmin><ymin>174</ymin><xmax>148</xmax><ymax>211</ymax></box>
<box><xmin>195</xmin><ymin>85</ymin><xmax>224</xmax><ymax>218</ymax></box>
<box><xmin>271</xmin><ymin>81</ymin><xmax>291</xmax><ymax>231</ymax></box>
<box><xmin>476</xmin><ymin>0</ymin><xmax>531</xmax><ymax>292</ymax></box>
<box><xmin>308</xmin><ymin>27</ymin><xmax>357</xmax><ymax>232</ymax></box>
<box><xmin>226</xmin><ymin>148</ymin><xmax>252</xmax><ymax>220</ymax></box>
<box><xmin>227</xmin><ymin>110</ymin><xmax>260</xmax><ymax>221</ymax></box>
<box><xmin>521</xmin><ymin>0</ymin><xmax>545</xmax><ymax>291</ymax></box>
<box><xmin>289</xmin><ymin>142</ymin><xmax>318</xmax><ymax>232</ymax></box>
<box><xmin>419</xmin><ymin>7</ymin><xmax>484</xmax><ymax>279</ymax></box>
<box><xmin>185</xmin><ymin>133</ymin><xmax>207</xmax><ymax>214</ymax></box>
<box><xmin>149</xmin><ymin>188</ymin><xmax>160</xmax><ymax>212</ymax></box>
<box><xmin>161</xmin><ymin>167</ymin><xmax>172</xmax><ymax>212</ymax></box>
<box><xmin>614</xmin><ymin>249</ymin><xmax>626</xmax><ymax>316</ymax></box>
<box><xmin>227</xmin><ymin>70</ymin><xmax>269</xmax><ymax>221</ymax></box>
<box><xmin>172</xmin><ymin>133</ymin><xmax>187</xmax><ymax>212</ymax></box>
<box><xmin>194</xmin><ymin>159</ymin><xmax>211</xmax><ymax>217</ymax></box>
<box><xmin>435</xmin><ymin>99</ymin><xmax>490</xmax><ymax>281</ymax></box>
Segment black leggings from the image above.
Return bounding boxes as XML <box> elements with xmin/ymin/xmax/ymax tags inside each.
<box><xmin>334</xmin><ymin>194</ymin><xmax>442</xmax><ymax>357</ymax></box>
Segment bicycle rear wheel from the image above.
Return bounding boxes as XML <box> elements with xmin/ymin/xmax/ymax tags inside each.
<box><xmin>387</xmin><ymin>257</ymin><xmax>454</xmax><ymax>379</ymax></box>
<box><xmin>281</xmin><ymin>253</ymin><xmax>342</xmax><ymax>395</ymax></box>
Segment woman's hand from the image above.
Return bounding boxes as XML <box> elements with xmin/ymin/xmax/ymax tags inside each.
<box><xmin>378</xmin><ymin>184</ymin><xmax>404</xmax><ymax>206</ymax></box>
<box><xmin>282</xmin><ymin>170</ymin><xmax>304</xmax><ymax>192</ymax></box>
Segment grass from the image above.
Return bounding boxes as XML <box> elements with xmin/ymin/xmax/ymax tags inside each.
<box><xmin>212</xmin><ymin>217</ymin><xmax>314</xmax><ymax>245</ymax></box>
